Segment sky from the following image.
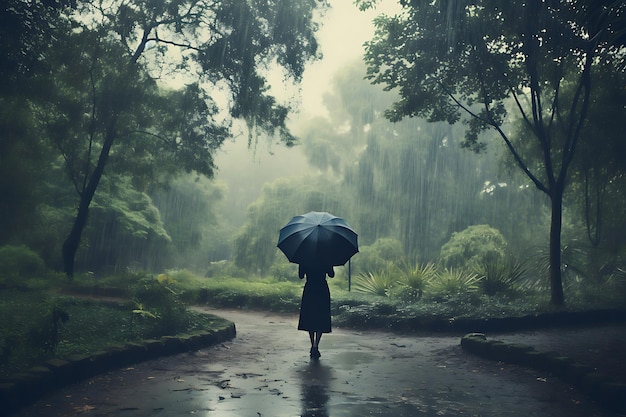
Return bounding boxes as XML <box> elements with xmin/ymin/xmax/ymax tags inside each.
<box><xmin>281</xmin><ymin>1</ymin><xmax>401</xmax><ymax>121</ymax></box>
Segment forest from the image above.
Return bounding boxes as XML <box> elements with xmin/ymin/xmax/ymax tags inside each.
<box><xmin>1</xmin><ymin>0</ymin><xmax>626</xmax><ymax>313</ymax></box>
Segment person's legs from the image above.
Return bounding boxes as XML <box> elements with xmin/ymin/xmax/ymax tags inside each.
<box><xmin>314</xmin><ymin>332</ymin><xmax>323</xmax><ymax>348</ymax></box>
<box><xmin>309</xmin><ymin>331</ymin><xmax>322</xmax><ymax>359</ymax></box>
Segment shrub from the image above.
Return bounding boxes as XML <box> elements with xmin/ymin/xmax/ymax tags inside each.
<box><xmin>439</xmin><ymin>225</ymin><xmax>508</xmax><ymax>269</ymax></box>
<box><xmin>269</xmin><ymin>262</ymin><xmax>300</xmax><ymax>282</ymax></box>
<box><xmin>0</xmin><ymin>245</ymin><xmax>52</xmax><ymax>289</ymax></box>
<box><xmin>205</xmin><ymin>260</ymin><xmax>247</xmax><ymax>278</ymax></box>
<box><xmin>354</xmin><ymin>238</ymin><xmax>404</xmax><ymax>275</ymax></box>
<box><xmin>129</xmin><ymin>275</ymin><xmax>188</xmax><ymax>337</ymax></box>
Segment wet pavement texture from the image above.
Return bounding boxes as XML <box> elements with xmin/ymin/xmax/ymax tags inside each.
<box><xmin>493</xmin><ymin>325</ymin><xmax>626</xmax><ymax>385</ymax></box>
<box><xmin>13</xmin><ymin>308</ymin><xmax>624</xmax><ymax>417</ymax></box>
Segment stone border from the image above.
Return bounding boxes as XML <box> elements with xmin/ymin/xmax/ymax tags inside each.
<box><xmin>335</xmin><ymin>308</ymin><xmax>626</xmax><ymax>333</ymax></box>
<box><xmin>461</xmin><ymin>333</ymin><xmax>626</xmax><ymax>414</ymax></box>
<box><xmin>0</xmin><ymin>322</ymin><xmax>236</xmax><ymax>415</ymax></box>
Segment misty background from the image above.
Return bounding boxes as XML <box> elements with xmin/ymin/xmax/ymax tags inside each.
<box><xmin>1</xmin><ymin>0</ymin><xmax>624</xmax><ymax>294</ymax></box>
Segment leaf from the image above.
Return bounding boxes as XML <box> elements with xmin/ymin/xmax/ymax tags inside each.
<box><xmin>72</xmin><ymin>404</ymin><xmax>95</xmax><ymax>412</ymax></box>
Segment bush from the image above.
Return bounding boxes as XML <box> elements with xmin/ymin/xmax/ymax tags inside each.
<box><xmin>354</xmin><ymin>238</ymin><xmax>404</xmax><ymax>274</ymax></box>
<box><xmin>129</xmin><ymin>275</ymin><xmax>188</xmax><ymax>337</ymax></box>
<box><xmin>269</xmin><ymin>262</ymin><xmax>300</xmax><ymax>282</ymax></box>
<box><xmin>439</xmin><ymin>225</ymin><xmax>508</xmax><ymax>269</ymax></box>
<box><xmin>0</xmin><ymin>245</ymin><xmax>53</xmax><ymax>289</ymax></box>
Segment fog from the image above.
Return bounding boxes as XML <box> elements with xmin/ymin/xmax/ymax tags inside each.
<box><xmin>2</xmin><ymin>0</ymin><xmax>623</xmax><ymax>284</ymax></box>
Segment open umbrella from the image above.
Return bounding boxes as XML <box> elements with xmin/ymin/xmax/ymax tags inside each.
<box><xmin>277</xmin><ymin>211</ymin><xmax>358</xmax><ymax>267</ymax></box>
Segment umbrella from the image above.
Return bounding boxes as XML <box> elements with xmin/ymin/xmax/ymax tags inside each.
<box><xmin>277</xmin><ymin>211</ymin><xmax>358</xmax><ymax>267</ymax></box>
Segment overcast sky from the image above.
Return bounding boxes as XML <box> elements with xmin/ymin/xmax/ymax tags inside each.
<box><xmin>287</xmin><ymin>1</ymin><xmax>400</xmax><ymax>120</ymax></box>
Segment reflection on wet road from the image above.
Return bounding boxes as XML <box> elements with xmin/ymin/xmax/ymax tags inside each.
<box><xmin>299</xmin><ymin>362</ymin><xmax>331</xmax><ymax>417</ymax></box>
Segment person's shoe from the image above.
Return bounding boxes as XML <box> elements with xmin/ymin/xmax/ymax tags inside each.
<box><xmin>310</xmin><ymin>346</ymin><xmax>321</xmax><ymax>359</ymax></box>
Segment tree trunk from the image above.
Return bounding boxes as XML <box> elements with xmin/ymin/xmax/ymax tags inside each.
<box><xmin>62</xmin><ymin>200</ymin><xmax>90</xmax><ymax>278</ymax></box>
<box><xmin>62</xmin><ymin>129</ymin><xmax>116</xmax><ymax>277</ymax></box>
<box><xmin>549</xmin><ymin>187</ymin><xmax>565</xmax><ymax>305</ymax></box>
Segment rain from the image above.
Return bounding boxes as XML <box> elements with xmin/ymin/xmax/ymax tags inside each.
<box><xmin>2</xmin><ymin>1</ymin><xmax>626</xmax><ymax>416</ymax></box>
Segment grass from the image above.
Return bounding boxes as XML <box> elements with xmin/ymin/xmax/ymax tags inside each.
<box><xmin>2</xmin><ymin>265</ymin><xmax>626</xmax><ymax>379</ymax></box>
<box><xmin>0</xmin><ymin>276</ymin><xmax>230</xmax><ymax>378</ymax></box>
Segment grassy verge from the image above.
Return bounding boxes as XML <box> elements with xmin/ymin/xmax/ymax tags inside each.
<box><xmin>3</xmin><ymin>267</ymin><xmax>626</xmax><ymax>379</ymax></box>
<box><xmin>0</xmin><ymin>286</ymin><xmax>230</xmax><ymax>379</ymax></box>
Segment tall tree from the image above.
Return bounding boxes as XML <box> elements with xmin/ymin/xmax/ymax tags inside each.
<box><xmin>36</xmin><ymin>0</ymin><xmax>324</xmax><ymax>276</ymax></box>
<box><xmin>358</xmin><ymin>0</ymin><xmax>626</xmax><ymax>304</ymax></box>
<box><xmin>567</xmin><ymin>70</ymin><xmax>626</xmax><ymax>251</ymax></box>
<box><xmin>0</xmin><ymin>0</ymin><xmax>77</xmax><ymax>245</ymax></box>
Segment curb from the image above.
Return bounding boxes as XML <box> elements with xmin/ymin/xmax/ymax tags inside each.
<box><xmin>335</xmin><ymin>308</ymin><xmax>626</xmax><ymax>333</ymax></box>
<box><xmin>461</xmin><ymin>333</ymin><xmax>626</xmax><ymax>414</ymax></box>
<box><xmin>0</xmin><ymin>322</ymin><xmax>236</xmax><ymax>416</ymax></box>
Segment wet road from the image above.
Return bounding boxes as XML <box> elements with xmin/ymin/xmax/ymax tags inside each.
<box><xmin>14</xmin><ymin>308</ymin><xmax>619</xmax><ymax>417</ymax></box>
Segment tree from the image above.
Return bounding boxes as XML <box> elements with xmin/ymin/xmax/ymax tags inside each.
<box><xmin>0</xmin><ymin>1</ymin><xmax>77</xmax><ymax>246</ymax></box>
<box><xmin>34</xmin><ymin>0</ymin><xmax>324</xmax><ymax>276</ymax></box>
<box><xmin>359</xmin><ymin>0</ymin><xmax>626</xmax><ymax>305</ymax></box>
<box><xmin>567</xmin><ymin>70</ymin><xmax>626</xmax><ymax>251</ymax></box>
<box><xmin>233</xmin><ymin>176</ymin><xmax>342</xmax><ymax>273</ymax></box>
<box><xmin>294</xmin><ymin>60</ymin><xmax>541</xmax><ymax>261</ymax></box>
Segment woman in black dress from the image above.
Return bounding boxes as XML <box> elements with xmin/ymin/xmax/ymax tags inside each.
<box><xmin>298</xmin><ymin>264</ymin><xmax>334</xmax><ymax>359</ymax></box>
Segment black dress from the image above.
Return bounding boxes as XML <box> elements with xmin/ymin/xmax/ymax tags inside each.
<box><xmin>298</xmin><ymin>266</ymin><xmax>333</xmax><ymax>333</ymax></box>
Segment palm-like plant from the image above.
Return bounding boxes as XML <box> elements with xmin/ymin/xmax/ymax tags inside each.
<box><xmin>395</xmin><ymin>260</ymin><xmax>438</xmax><ymax>300</ymax></box>
<box><xmin>353</xmin><ymin>270</ymin><xmax>394</xmax><ymax>297</ymax></box>
<box><xmin>474</xmin><ymin>255</ymin><xmax>527</xmax><ymax>296</ymax></box>
<box><xmin>427</xmin><ymin>267</ymin><xmax>480</xmax><ymax>300</ymax></box>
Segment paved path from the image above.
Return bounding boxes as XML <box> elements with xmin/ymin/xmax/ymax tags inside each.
<box><xmin>14</xmin><ymin>308</ymin><xmax>621</xmax><ymax>417</ymax></box>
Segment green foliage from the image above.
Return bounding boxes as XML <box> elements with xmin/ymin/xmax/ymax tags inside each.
<box><xmin>233</xmin><ymin>176</ymin><xmax>342</xmax><ymax>273</ymax></box>
<box><xmin>474</xmin><ymin>255</ymin><xmax>528</xmax><ymax>296</ymax></box>
<box><xmin>0</xmin><ymin>293</ymin><xmax>72</xmax><ymax>375</ymax></box>
<box><xmin>269</xmin><ymin>262</ymin><xmax>300</xmax><ymax>282</ymax></box>
<box><xmin>1</xmin><ymin>0</ymin><xmax>326</xmax><ymax>276</ymax></box>
<box><xmin>30</xmin><ymin>301</ymin><xmax>69</xmax><ymax>354</ymax></box>
<box><xmin>566</xmin><ymin>70</ymin><xmax>626</xmax><ymax>252</ymax></box>
<box><xmin>0</xmin><ymin>245</ymin><xmax>58</xmax><ymax>289</ymax></box>
<box><xmin>205</xmin><ymin>261</ymin><xmax>248</xmax><ymax>279</ymax></box>
<box><xmin>353</xmin><ymin>270</ymin><xmax>395</xmax><ymax>297</ymax></box>
<box><xmin>439</xmin><ymin>225</ymin><xmax>508</xmax><ymax>269</ymax></box>
<box><xmin>129</xmin><ymin>275</ymin><xmax>188</xmax><ymax>337</ymax></box>
<box><xmin>181</xmin><ymin>275</ymin><xmax>302</xmax><ymax>312</ymax></box>
<box><xmin>0</xmin><ymin>292</ymin><xmax>53</xmax><ymax>375</ymax></box>
<box><xmin>0</xmin><ymin>289</ymin><xmax>229</xmax><ymax>377</ymax></box>
<box><xmin>354</xmin><ymin>238</ymin><xmax>404</xmax><ymax>275</ymax></box>
<box><xmin>359</xmin><ymin>0</ymin><xmax>626</xmax><ymax>305</ymax></box>
<box><xmin>92</xmin><ymin>177</ymin><xmax>170</xmax><ymax>241</ymax></box>
<box><xmin>151</xmin><ymin>175</ymin><xmax>229</xmax><ymax>271</ymax></box>
<box><xmin>394</xmin><ymin>260</ymin><xmax>438</xmax><ymax>301</ymax></box>
<box><xmin>426</xmin><ymin>268</ymin><xmax>481</xmax><ymax>303</ymax></box>
<box><xmin>0</xmin><ymin>245</ymin><xmax>46</xmax><ymax>278</ymax></box>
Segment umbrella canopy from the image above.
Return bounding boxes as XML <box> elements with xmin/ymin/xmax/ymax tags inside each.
<box><xmin>277</xmin><ymin>211</ymin><xmax>358</xmax><ymax>267</ymax></box>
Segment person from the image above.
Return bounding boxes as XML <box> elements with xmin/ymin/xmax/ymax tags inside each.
<box><xmin>298</xmin><ymin>264</ymin><xmax>334</xmax><ymax>359</ymax></box>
